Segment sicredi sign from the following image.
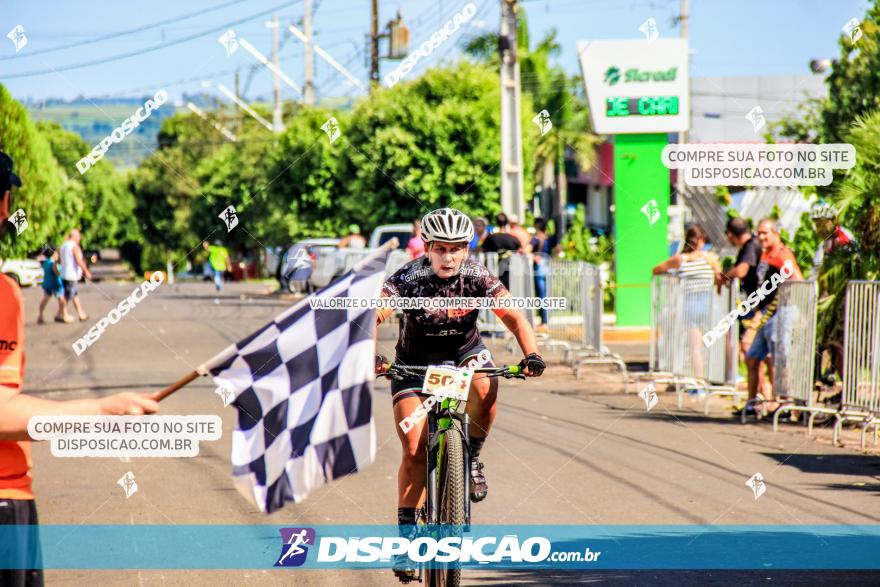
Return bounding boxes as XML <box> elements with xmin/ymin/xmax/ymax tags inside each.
<box><xmin>577</xmin><ymin>39</ymin><xmax>689</xmax><ymax>134</ymax></box>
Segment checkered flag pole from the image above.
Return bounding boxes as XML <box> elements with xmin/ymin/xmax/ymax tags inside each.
<box><xmin>154</xmin><ymin>241</ymin><xmax>396</xmax><ymax>513</ymax></box>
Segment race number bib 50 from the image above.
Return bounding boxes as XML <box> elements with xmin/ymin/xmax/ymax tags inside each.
<box><xmin>422</xmin><ymin>366</ymin><xmax>473</xmax><ymax>401</ymax></box>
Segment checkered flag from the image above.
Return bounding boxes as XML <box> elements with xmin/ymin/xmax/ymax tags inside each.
<box><xmin>201</xmin><ymin>249</ymin><xmax>389</xmax><ymax>513</ymax></box>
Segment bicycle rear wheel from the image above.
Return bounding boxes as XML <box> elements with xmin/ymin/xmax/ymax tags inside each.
<box><xmin>425</xmin><ymin>429</ymin><xmax>465</xmax><ymax>587</ymax></box>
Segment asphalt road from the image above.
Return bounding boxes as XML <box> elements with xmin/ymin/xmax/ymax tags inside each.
<box><xmin>15</xmin><ymin>280</ymin><xmax>880</xmax><ymax>586</ymax></box>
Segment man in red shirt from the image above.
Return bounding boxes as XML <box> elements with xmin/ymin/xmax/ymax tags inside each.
<box><xmin>743</xmin><ymin>218</ymin><xmax>803</xmax><ymax>416</ymax></box>
<box><xmin>0</xmin><ymin>151</ymin><xmax>159</xmax><ymax>586</ymax></box>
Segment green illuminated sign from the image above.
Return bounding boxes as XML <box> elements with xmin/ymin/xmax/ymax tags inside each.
<box><xmin>606</xmin><ymin>96</ymin><xmax>679</xmax><ymax>117</ymax></box>
<box><xmin>602</xmin><ymin>66</ymin><xmax>678</xmax><ymax>86</ymax></box>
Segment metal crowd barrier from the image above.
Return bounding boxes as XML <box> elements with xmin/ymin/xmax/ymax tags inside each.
<box><xmin>507</xmin><ymin>253</ymin><xmax>535</xmax><ymax>329</ymax></box>
<box><xmin>565</xmin><ymin>262</ymin><xmax>626</xmax><ymax>386</ymax></box>
<box><xmin>649</xmin><ymin>275</ymin><xmax>677</xmax><ymax>377</ymax></box>
<box><xmin>474</xmin><ymin>252</ymin><xmax>506</xmax><ymax>336</ymax></box>
<box><xmin>385</xmin><ymin>249</ymin><xmax>411</xmax><ymax>276</ymax></box>
<box><xmin>540</xmin><ymin>259</ymin><xmax>585</xmax><ymax>357</ymax></box>
<box><xmin>475</xmin><ymin>253</ymin><xmax>626</xmax><ymax>388</ymax></box>
<box><xmin>649</xmin><ymin>275</ymin><xmax>742</xmax><ymax>414</ymax></box>
<box><xmin>515</xmin><ymin>258</ymin><xmax>627</xmax><ymax>388</ymax></box>
<box><xmin>834</xmin><ymin>281</ymin><xmax>880</xmax><ymax>448</ymax></box>
<box><xmin>770</xmin><ymin>281</ymin><xmax>834</xmax><ymax>433</ymax></box>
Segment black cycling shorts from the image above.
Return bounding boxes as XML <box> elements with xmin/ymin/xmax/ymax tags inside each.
<box><xmin>390</xmin><ymin>341</ymin><xmax>495</xmax><ymax>404</ymax></box>
<box><xmin>0</xmin><ymin>498</ymin><xmax>44</xmax><ymax>587</ymax></box>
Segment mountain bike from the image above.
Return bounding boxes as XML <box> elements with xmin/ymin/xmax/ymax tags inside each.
<box><xmin>379</xmin><ymin>361</ymin><xmax>525</xmax><ymax>586</ymax></box>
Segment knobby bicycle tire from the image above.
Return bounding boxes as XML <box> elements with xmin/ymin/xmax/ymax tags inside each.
<box><xmin>426</xmin><ymin>429</ymin><xmax>465</xmax><ymax>587</ymax></box>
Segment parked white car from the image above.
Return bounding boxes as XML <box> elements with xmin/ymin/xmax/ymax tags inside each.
<box><xmin>280</xmin><ymin>238</ymin><xmax>340</xmax><ymax>293</ymax></box>
<box><xmin>0</xmin><ymin>258</ymin><xmax>43</xmax><ymax>287</ymax></box>
<box><xmin>281</xmin><ymin>225</ymin><xmax>416</xmax><ymax>295</ymax></box>
<box><xmin>367</xmin><ymin>224</ymin><xmax>412</xmax><ymax>250</ymax></box>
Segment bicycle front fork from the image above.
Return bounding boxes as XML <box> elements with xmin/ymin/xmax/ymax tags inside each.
<box><xmin>425</xmin><ymin>412</ymin><xmax>471</xmax><ymax>526</ymax></box>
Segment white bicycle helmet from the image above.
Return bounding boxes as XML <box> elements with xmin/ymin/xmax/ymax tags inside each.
<box><xmin>420</xmin><ymin>208</ymin><xmax>475</xmax><ymax>243</ymax></box>
<box><xmin>810</xmin><ymin>201</ymin><xmax>837</xmax><ymax>220</ymax></box>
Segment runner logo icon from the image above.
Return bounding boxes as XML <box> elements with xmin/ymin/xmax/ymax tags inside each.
<box><xmin>275</xmin><ymin>527</ymin><xmax>315</xmax><ymax>567</ymax></box>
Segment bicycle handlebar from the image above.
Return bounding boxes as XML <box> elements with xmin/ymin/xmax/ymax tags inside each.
<box><xmin>377</xmin><ymin>362</ymin><xmax>525</xmax><ymax>380</ymax></box>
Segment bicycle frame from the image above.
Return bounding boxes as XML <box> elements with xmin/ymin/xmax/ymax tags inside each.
<box><xmin>379</xmin><ymin>362</ymin><xmax>523</xmax><ymax>530</ymax></box>
<box><xmin>426</xmin><ymin>394</ymin><xmax>471</xmax><ymax>526</ymax></box>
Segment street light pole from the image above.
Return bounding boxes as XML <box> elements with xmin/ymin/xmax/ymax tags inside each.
<box><xmin>303</xmin><ymin>0</ymin><xmax>316</xmax><ymax>105</ymax></box>
<box><xmin>677</xmin><ymin>0</ymin><xmax>689</xmax><ymax>201</ymax></box>
<box><xmin>500</xmin><ymin>0</ymin><xmax>525</xmax><ymax>219</ymax></box>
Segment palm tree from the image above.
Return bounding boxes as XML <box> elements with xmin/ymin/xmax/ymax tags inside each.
<box><xmin>815</xmin><ymin>109</ymin><xmax>880</xmax><ymax>348</ymax></box>
<box><xmin>463</xmin><ymin>11</ymin><xmax>599</xmax><ymax>224</ymax></box>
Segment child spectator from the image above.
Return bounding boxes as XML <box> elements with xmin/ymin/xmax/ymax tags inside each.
<box><xmin>37</xmin><ymin>245</ymin><xmax>70</xmax><ymax>324</ymax></box>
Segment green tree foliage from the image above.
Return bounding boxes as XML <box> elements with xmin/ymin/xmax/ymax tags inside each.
<box><xmin>36</xmin><ymin>121</ymin><xmax>138</xmax><ymax>248</ymax></box>
<box><xmin>262</xmin><ymin>106</ymin><xmax>347</xmax><ymax>239</ymax></box>
<box><xmin>764</xmin><ymin>1</ymin><xmax>880</xmax><ymax>350</ymax></box>
<box><xmin>791</xmin><ymin>211</ymin><xmax>821</xmax><ymax>278</ymax></box>
<box><xmin>128</xmin><ymin>61</ymin><xmax>513</xmax><ymax>268</ymax></box>
<box><xmin>132</xmin><ymin>103</ymin><xmax>271</xmax><ymax>268</ymax></box>
<box><xmin>559</xmin><ymin>204</ymin><xmax>614</xmax><ymax>308</ymax></box>
<box><xmin>820</xmin><ymin>12</ymin><xmax>880</xmax><ymax>144</ymax></box>
<box><xmin>835</xmin><ymin>111</ymin><xmax>880</xmax><ymax>255</ymax></box>
<box><xmin>465</xmin><ymin>17</ymin><xmax>598</xmax><ymax>192</ymax></box>
<box><xmin>807</xmin><ymin>110</ymin><xmax>880</xmax><ymax>345</ymax></box>
<box><xmin>338</xmin><ymin>62</ymin><xmax>513</xmax><ymax>224</ymax></box>
<box><xmin>560</xmin><ymin>204</ymin><xmax>613</xmax><ymax>265</ymax></box>
<box><xmin>0</xmin><ymin>85</ymin><xmax>78</xmax><ymax>256</ymax></box>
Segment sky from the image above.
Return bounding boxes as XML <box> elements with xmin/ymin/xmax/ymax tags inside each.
<box><xmin>0</xmin><ymin>0</ymin><xmax>871</xmax><ymax>104</ymax></box>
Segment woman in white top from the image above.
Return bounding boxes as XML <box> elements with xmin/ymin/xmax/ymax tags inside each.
<box><xmin>652</xmin><ymin>225</ymin><xmax>721</xmax><ymax>380</ymax></box>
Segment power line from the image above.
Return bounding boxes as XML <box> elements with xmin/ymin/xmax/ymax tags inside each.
<box><xmin>0</xmin><ymin>0</ymin><xmax>248</xmax><ymax>61</ymax></box>
<box><xmin>2</xmin><ymin>0</ymin><xmax>303</xmax><ymax>79</ymax></box>
<box><xmin>430</xmin><ymin>0</ymin><xmax>495</xmax><ymax>67</ymax></box>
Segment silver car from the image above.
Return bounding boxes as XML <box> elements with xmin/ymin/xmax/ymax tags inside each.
<box><xmin>280</xmin><ymin>239</ymin><xmax>340</xmax><ymax>293</ymax></box>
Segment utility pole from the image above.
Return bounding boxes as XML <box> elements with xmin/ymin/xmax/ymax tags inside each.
<box><xmin>269</xmin><ymin>14</ymin><xmax>284</xmax><ymax>132</ymax></box>
<box><xmin>500</xmin><ymin>0</ymin><xmax>525</xmax><ymax>218</ymax></box>
<box><xmin>303</xmin><ymin>0</ymin><xmax>316</xmax><ymax>105</ymax></box>
<box><xmin>289</xmin><ymin>24</ymin><xmax>365</xmax><ymax>90</ymax></box>
<box><xmin>677</xmin><ymin>0</ymin><xmax>689</xmax><ymax>201</ymax></box>
<box><xmin>369</xmin><ymin>0</ymin><xmax>380</xmax><ymax>87</ymax></box>
<box><xmin>234</xmin><ymin>69</ymin><xmax>242</xmax><ymax>134</ymax></box>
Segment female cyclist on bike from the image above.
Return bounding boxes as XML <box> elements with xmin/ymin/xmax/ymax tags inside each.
<box><xmin>374</xmin><ymin>207</ymin><xmax>545</xmax><ymax>582</ymax></box>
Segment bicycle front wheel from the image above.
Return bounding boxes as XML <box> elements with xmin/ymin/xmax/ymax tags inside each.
<box><xmin>426</xmin><ymin>429</ymin><xmax>465</xmax><ymax>587</ymax></box>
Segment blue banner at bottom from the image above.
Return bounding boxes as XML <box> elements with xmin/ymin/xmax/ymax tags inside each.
<box><xmin>0</xmin><ymin>525</ymin><xmax>879</xmax><ymax>569</ymax></box>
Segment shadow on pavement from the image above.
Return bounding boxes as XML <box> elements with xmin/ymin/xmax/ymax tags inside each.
<box><xmin>762</xmin><ymin>453</ymin><xmax>880</xmax><ymax>476</ymax></box>
<box><xmin>820</xmin><ymin>482</ymin><xmax>880</xmax><ymax>494</ymax></box>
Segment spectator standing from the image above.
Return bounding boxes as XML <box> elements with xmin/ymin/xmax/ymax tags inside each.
<box><xmin>203</xmin><ymin>240</ymin><xmax>231</xmax><ymax>292</ymax></box>
<box><xmin>59</xmin><ymin>228</ymin><xmax>92</xmax><ymax>322</ymax></box>
<box><xmin>723</xmin><ymin>217</ymin><xmax>772</xmax><ymax>394</ymax></box>
<box><xmin>507</xmin><ymin>213</ymin><xmax>532</xmax><ymax>253</ymax></box>
<box><xmin>743</xmin><ymin>219</ymin><xmax>804</xmax><ymax>415</ymax></box>
<box><xmin>530</xmin><ymin>218</ymin><xmax>551</xmax><ymax>332</ymax></box>
<box><xmin>37</xmin><ymin>245</ymin><xmax>69</xmax><ymax>324</ymax></box>
<box><xmin>470</xmin><ymin>217</ymin><xmax>490</xmax><ymax>251</ymax></box>
<box><xmin>481</xmin><ymin>214</ymin><xmax>521</xmax><ymax>253</ymax></box>
<box><xmin>406</xmin><ymin>219</ymin><xmax>425</xmax><ymax>259</ymax></box>
<box><xmin>652</xmin><ymin>225</ymin><xmax>721</xmax><ymax>382</ymax></box>
<box><xmin>339</xmin><ymin>224</ymin><xmax>367</xmax><ymax>249</ymax></box>
<box><xmin>481</xmin><ymin>214</ymin><xmax>522</xmax><ymax>289</ymax></box>
<box><xmin>1</xmin><ymin>150</ymin><xmax>159</xmax><ymax>587</ymax></box>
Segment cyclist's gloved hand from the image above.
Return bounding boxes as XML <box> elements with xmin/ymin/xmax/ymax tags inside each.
<box><xmin>519</xmin><ymin>353</ymin><xmax>545</xmax><ymax>377</ymax></box>
<box><xmin>375</xmin><ymin>354</ymin><xmax>388</xmax><ymax>375</ymax></box>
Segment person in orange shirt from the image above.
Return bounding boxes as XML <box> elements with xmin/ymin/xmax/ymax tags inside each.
<box><xmin>0</xmin><ymin>151</ymin><xmax>159</xmax><ymax>586</ymax></box>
